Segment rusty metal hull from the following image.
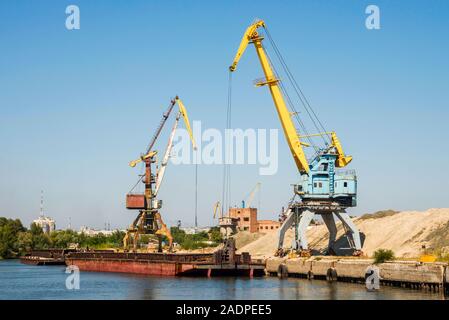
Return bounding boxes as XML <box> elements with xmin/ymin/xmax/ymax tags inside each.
<box><xmin>66</xmin><ymin>258</ymin><xmax>197</xmax><ymax>276</ymax></box>
<box><xmin>20</xmin><ymin>256</ymin><xmax>66</xmax><ymax>266</ymax></box>
<box><xmin>65</xmin><ymin>251</ymin><xmax>265</xmax><ymax>277</ymax></box>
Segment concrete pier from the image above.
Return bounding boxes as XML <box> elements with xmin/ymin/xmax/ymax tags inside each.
<box><xmin>266</xmin><ymin>257</ymin><xmax>449</xmax><ymax>294</ymax></box>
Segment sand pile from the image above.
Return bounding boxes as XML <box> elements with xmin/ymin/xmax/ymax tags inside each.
<box><xmin>237</xmin><ymin>208</ymin><xmax>449</xmax><ymax>259</ymax></box>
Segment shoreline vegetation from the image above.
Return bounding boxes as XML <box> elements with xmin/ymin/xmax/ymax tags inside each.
<box><xmin>0</xmin><ymin>217</ymin><xmax>222</xmax><ymax>259</ymax></box>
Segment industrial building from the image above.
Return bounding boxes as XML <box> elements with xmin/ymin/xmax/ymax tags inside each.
<box><xmin>228</xmin><ymin>207</ymin><xmax>280</xmax><ymax>234</ymax></box>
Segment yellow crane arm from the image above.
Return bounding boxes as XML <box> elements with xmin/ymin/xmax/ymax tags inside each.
<box><xmin>129</xmin><ymin>96</ymin><xmax>196</xmax><ymax>168</ymax></box>
<box><xmin>129</xmin><ymin>150</ymin><xmax>157</xmax><ymax>168</ymax></box>
<box><xmin>213</xmin><ymin>201</ymin><xmax>221</xmax><ymax>219</ymax></box>
<box><xmin>298</xmin><ymin>131</ymin><xmax>352</xmax><ymax>168</ymax></box>
<box><xmin>229</xmin><ymin>20</ymin><xmax>266</xmax><ymax>72</ymax></box>
<box><xmin>229</xmin><ymin>20</ymin><xmax>310</xmax><ymax>173</ymax></box>
<box><xmin>175</xmin><ymin>97</ymin><xmax>197</xmax><ymax>150</ymax></box>
<box><xmin>330</xmin><ymin>132</ymin><xmax>352</xmax><ymax>167</ymax></box>
<box><xmin>245</xmin><ymin>182</ymin><xmax>261</xmax><ymax>208</ymax></box>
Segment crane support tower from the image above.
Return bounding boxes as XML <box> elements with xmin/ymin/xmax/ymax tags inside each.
<box><xmin>229</xmin><ymin>20</ymin><xmax>362</xmax><ymax>256</ymax></box>
<box><xmin>125</xmin><ymin>96</ymin><xmax>196</xmax><ymax>252</ymax></box>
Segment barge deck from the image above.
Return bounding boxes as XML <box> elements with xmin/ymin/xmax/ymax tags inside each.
<box><xmin>65</xmin><ymin>247</ymin><xmax>265</xmax><ymax>277</ymax></box>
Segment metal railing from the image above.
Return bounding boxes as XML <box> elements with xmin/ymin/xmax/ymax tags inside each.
<box><xmin>335</xmin><ymin>169</ymin><xmax>356</xmax><ymax>176</ymax></box>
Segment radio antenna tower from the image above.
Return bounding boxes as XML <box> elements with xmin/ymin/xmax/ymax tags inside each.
<box><xmin>40</xmin><ymin>190</ymin><xmax>44</xmax><ymax>218</ymax></box>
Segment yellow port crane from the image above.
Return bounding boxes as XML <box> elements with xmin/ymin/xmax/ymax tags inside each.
<box><xmin>229</xmin><ymin>19</ymin><xmax>362</xmax><ymax>256</ymax></box>
<box><xmin>213</xmin><ymin>201</ymin><xmax>222</xmax><ymax>220</ymax></box>
<box><xmin>124</xmin><ymin>96</ymin><xmax>196</xmax><ymax>251</ymax></box>
<box><xmin>242</xmin><ymin>182</ymin><xmax>261</xmax><ymax>208</ymax></box>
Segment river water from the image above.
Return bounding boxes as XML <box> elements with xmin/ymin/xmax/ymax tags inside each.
<box><xmin>0</xmin><ymin>260</ymin><xmax>445</xmax><ymax>300</ymax></box>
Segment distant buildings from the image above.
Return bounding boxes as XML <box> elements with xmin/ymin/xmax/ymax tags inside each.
<box><xmin>32</xmin><ymin>190</ymin><xmax>56</xmax><ymax>234</ymax></box>
<box><xmin>180</xmin><ymin>227</ymin><xmax>211</xmax><ymax>235</ymax></box>
<box><xmin>32</xmin><ymin>216</ymin><xmax>56</xmax><ymax>234</ymax></box>
<box><xmin>79</xmin><ymin>226</ymin><xmax>117</xmax><ymax>236</ymax></box>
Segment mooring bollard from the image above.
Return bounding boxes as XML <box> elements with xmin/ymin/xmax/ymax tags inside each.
<box><xmin>277</xmin><ymin>264</ymin><xmax>288</xmax><ymax>279</ymax></box>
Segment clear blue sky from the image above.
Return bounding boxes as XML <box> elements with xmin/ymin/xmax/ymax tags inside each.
<box><xmin>1</xmin><ymin>0</ymin><xmax>448</xmax><ymax>230</ymax></box>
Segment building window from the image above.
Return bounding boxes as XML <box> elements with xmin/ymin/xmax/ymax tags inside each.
<box><xmin>271</xmin><ymin>226</ymin><xmax>274</xmax><ymax>229</ymax></box>
<box><xmin>276</xmin><ymin>226</ymin><xmax>279</xmax><ymax>229</ymax></box>
<box><xmin>314</xmin><ymin>182</ymin><xmax>317</xmax><ymax>188</ymax></box>
<box><xmin>318</xmin><ymin>182</ymin><xmax>322</xmax><ymax>188</ymax></box>
<box><xmin>335</xmin><ymin>182</ymin><xmax>337</xmax><ymax>187</ymax></box>
<box><xmin>243</xmin><ymin>227</ymin><xmax>248</xmax><ymax>231</ymax></box>
<box><xmin>344</xmin><ymin>182</ymin><xmax>348</xmax><ymax>187</ymax></box>
<box><xmin>265</xmin><ymin>226</ymin><xmax>268</xmax><ymax>229</ymax></box>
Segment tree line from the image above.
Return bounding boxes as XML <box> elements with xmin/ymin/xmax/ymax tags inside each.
<box><xmin>0</xmin><ymin>217</ymin><xmax>124</xmax><ymax>259</ymax></box>
<box><xmin>0</xmin><ymin>217</ymin><xmax>223</xmax><ymax>259</ymax></box>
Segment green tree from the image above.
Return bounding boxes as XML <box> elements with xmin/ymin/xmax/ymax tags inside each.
<box><xmin>17</xmin><ymin>231</ymin><xmax>33</xmax><ymax>254</ymax></box>
<box><xmin>29</xmin><ymin>223</ymin><xmax>51</xmax><ymax>249</ymax></box>
<box><xmin>170</xmin><ymin>227</ymin><xmax>186</xmax><ymax>245</ymax></box>
<box><xmin>373</xmin><ymin>249</ymin><xmax>395</xmax><ymax>264</ymax></box>
<box><xmin>0</xmin><ymin>218</ymin><xmax>25</xmax><ymax>258</ymax></box>
<box><xmin>50</xmin><ymin>229</ymin><xmax>79</xmax><ymax>248</ymax></box>
<box><xmin>209</xmin><ymin>227</ymin><xmax>223</xmax><ymax>243</ymax></box>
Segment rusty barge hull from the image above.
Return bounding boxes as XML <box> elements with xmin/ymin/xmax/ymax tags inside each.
<box><xmin>65</xmin><ymin>251</ymin><xmax>265</xmax><ymax>277</ymax></box>
<box><xmin>67</xmin><ymin>258</ymin><xmax>197</xmax><ymax>276</ymax></box>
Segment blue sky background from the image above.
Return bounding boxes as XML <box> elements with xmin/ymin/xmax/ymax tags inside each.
<box><xmin>1</xmin><ymin>0</ymin><xmax>448</xmax><ymax>230</ymax></box>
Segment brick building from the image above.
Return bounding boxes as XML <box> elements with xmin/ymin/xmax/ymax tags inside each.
<box><xmin>257</xmin><ymin>220</ymin><xmax>281</xmax><ymax>232</ymax></box>
<box><xmin>228</xmin><ymin>207</ymin><xmax>280</xmax><ymax>233</ymax></box>
<box><xmin>229</xmin><ymin>207</ymin><xmax>258</xmax><ymax>233</ymax></box>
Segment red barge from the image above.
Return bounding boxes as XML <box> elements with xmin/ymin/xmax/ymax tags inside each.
<box><xmin>21</xmin><ymin>241</ymin><xmax>265</xmax><ymax>277</ymax></box>
<box><xmin>20</xmin><ymin>249</ymin><xmax>75</xmax><ymax>266</ymax></box>
<box><xmin>65</xmin><ymin>243</ymin><xmax>265</xmax><ymax>277</ymax></box>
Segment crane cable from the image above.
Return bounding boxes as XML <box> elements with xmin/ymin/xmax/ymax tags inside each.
<box><xmin>194</xmin><ymin>161</ymin><xmax>198</xmax><ymax>228</ymax></box>
<box><xmin>222</xmin><ymin>71</ymin><xmax>233</xmax><ymax>216</ymax></box>
<box><xmin>263</xmin><ymin>42</ymin><xmax>319</xmax><ymax>153</ymax></box>
<box><xmin>265</xmin><ymin>26</ymin><xmax>327</xmax><ymax>137</ymax></box>
<box><xmin>264</xmin><ymin>26</ymin><xmax>331</xmax><ymax>146</ymax></box>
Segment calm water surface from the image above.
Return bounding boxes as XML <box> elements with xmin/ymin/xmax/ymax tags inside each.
<box><xmin>0</xmin><ymin>260</ymin><xmax>445</xmax><ymax>300</ymax></box>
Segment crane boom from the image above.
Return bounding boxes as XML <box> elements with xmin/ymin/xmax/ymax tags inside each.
<box><xmin>129</xmin><ymin>96</ymin><xmax>197</xmax><ymax>168</ymax></box>
<box><xmin>213</xmin><ymin>201</ymin><xmax>221</xmax><ymax>219</ymax></box>
<box><xmin>244</xmin><ymin>182</ymin><xmax>261</xmax><ymax>208</ymax></box>
<box><xmin>154</xmin><ymin>114</ymin><xmax>180</xmax><ymax>196</ymax></box>
<box><xmin>176</xmin><ymin>97</ymin><xmax>197</xmax><ymax>150</ymax></box>
<box><xmin>229</xmin><ymin>19</ymin><xmax>310</xmax><ymax>173</ymax></box>
<box><xmin>151</xmin><ymin>97</ymin><xmax>197</xmax><ymax>195</ymax></box>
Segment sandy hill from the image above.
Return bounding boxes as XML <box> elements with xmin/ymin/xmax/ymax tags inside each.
<box><xmin>236</xmin><ymin>208</ymin><xmax>449</xmax><ymax>259</ymax></box>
